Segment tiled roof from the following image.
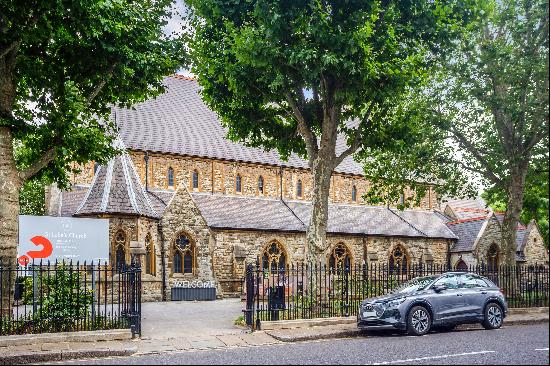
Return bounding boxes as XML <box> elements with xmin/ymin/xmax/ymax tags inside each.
<box><xmin>113</xmin><ymin>76</ymin><xmax>363</xmax><ymax>175</ymax></box>
<box><xmin>447</xmin><ymin>216</ymin><xmax>487</xmax><ymax>252</ymax></box>
<box><xmin>447</xmin><ymin>214</ymin><xmax>528</xmax><ymax>253</ymax></box>
<box><xmin>74</xmin><ymin>147</ymin><xmax>158</xmax><ymax>218</ymax></box>
<box><xmin>191</xmin><ymin>194</ymin><xmax>306</xmax><ymax>232</ymax></box>
<box><xmin>59</xmin><ymin>186</ymin><xmax>89</xmax><ymax>217</ymax></box>
<box><xmin>190</xmin><ymin>193</ymin><xmax>457</xmax><ymax>239</ymax></box>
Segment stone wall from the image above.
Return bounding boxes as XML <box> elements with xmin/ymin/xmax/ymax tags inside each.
<box><xmin>210</xmin><ymin>228</ymin><xmax>451</xmax><ymax>296</ymax></box>
<box><xmin>522</xmin><ymin>221</ymin><xmax>549</xmax><ymax>266</ymax></box>
<box><xmin>160</xmin><ymin>183</ymin><xmax>219</xmax><ymax>300</ymax></box>
<box><xmin>473</xmin><ymin>215</ymin><xmax>501</xmax><ymax>265</ymax></box>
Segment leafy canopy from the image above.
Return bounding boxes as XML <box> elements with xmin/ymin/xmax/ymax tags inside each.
<box><xmin>362</xmin><ymin>0</ymin><xmax>548</xmax><ymax>210</ymax></box>
<box><xmin>185</xmin><ymin>0</ymin><xmax>475</xmax><ymax>164</ymax></box>
<box><xmin>1</xmin><ymin>0</ymin><xmax>186</xmax><ymax>187</ymax></box>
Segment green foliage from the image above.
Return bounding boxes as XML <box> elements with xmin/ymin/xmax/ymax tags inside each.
<box><xmin>184</xmin><ymin>0</ymin><xmax>475</xmax><ymax>166</ymax></box>
<box><xmin>18</xmin><ymin>177</ymin><xmax>47</xmax><ymax>215</ymax></box>
<box><xmin>1</xmin><ymin>0</ymin><xmax>186</xmax><ymax>188</ymax></box>
<box><xmin>360</xmin><ymin>0</ymin><xmax>549</xmax><ymax>218</ymax></box>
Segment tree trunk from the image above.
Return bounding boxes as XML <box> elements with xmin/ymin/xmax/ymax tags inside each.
<box><xmin>306</xmin><ymin>155</ymin><xmax>335</xmax><ymax>264</ymax></box>
<box><xmin>0</xmin><ymin>51</ymin><xmax>19</xmax><ymax>312</ymax></box>
<box><xmin>501</xmin><ymin>164</ymin><xmax>528</xmax><ymax>266</ymax></box>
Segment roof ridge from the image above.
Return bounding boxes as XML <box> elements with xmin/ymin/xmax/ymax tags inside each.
<box><xmin>388</xmin><ymin>208</ymin><xmax>428</xmax><ymax>237</ymax></box>
<box><xmin>170</xmin><ymin>74</ymin><xmax>197</xmax><ymax>81</ymax></box>
<box><xmin>453</xmin><ymin>207</ymin><xmax>489</xmax><ymax>212</ymax></box>
<box><xmin>446</xmin><ymin>216</ymin><xmax>488</xmax><ymax>225</ymax></box>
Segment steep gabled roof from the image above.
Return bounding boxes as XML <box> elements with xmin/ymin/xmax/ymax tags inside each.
<box><xmin>74</xmin><ymin>147</ymin><xmax>158</xmax><ymax>219</ymax></box>
<box><xmin>447</xmin><ymin>213</ymin><xmax>528</xmax><ymax>253</ymax></box>
<box><xmin>113</xmin><ymin>75</ymin><xmax>363</xmax><ymax>175</ymax></box>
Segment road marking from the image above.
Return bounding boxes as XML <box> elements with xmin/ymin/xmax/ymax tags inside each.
<box><xmin>372</xmin><ymin>350</ymin><xmax>496</xmax><ymax>365</ymax></box>
<box><xmin>535</xmin><ymin>348</ymin><xmax>549</xmax><ymax>351</ymax></box>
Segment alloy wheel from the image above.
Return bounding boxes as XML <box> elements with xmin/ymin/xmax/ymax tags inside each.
<box><xmin>488</xmin><ymin>306</ymin><xmax>502</xmax><ymax>327</ymax></box>
<box><xmin>411</xmin><ymin>309</ymin><xmax>429</xmax><ymax>333</ymax></box>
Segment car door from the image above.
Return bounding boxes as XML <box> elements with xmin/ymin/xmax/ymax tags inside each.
<box><xmin>428</xmin><ymin>275</ymin><xmax>463</xmax><ymax>323</ymax></box>
<box><xmin>458</xmin><ymin>274</ymin><xmax>488</xmax><ymax>318</ymax></box>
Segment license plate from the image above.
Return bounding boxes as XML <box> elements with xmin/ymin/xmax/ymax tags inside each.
<box><xmin>363</xmin><ymin>311</ymin><xmax>376</xmax><ymax>318</ymax></box>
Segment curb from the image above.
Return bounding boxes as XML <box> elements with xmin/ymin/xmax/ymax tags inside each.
<box><xmin>0</xmin><ymin>346</ymin><xmax>137</xmax><ymax>365</ymax></box>
<box><xmin>266</xmin><ymin>316</ymin><xmax>549</xmax><ymax>343</ymax></box>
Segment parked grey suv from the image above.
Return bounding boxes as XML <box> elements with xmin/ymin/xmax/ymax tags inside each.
<box><xmin>357</xmin><ymin>272</ymin><xmax>507</xmax><ymax>336</ymax></box>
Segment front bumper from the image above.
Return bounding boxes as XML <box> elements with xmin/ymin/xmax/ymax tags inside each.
<box><xmin>357</xmin><ymin>308</ymin><xmax>406</xmax><ymax>330</ymax></box>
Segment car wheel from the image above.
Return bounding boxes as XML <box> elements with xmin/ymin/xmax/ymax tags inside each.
<box><xmin>407</xmin><ymin>306</ymin><xmax>431</xmax><ymax>336</ymax></box>
<box><xmin>482</xmin><ymin>303</ymin><xmax>503</xmax><ymax>330</ymax></box>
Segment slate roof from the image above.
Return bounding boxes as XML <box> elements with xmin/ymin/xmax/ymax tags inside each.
<box><xmin>113</xmin><ymin>75</ymin><xmax>363</xmax><ymax>175</ymax></box>
<box><xmin>58</xmin><ymin>186</ymin><xmax>89</xmax><ymax>217</ymax></box>
<box><xmin>189</xmin><ymin>193</ymin><xmax>457</xmax><ymax>239</ymax></box>
<box><xmin>74</xmin><ymin>147</ymin><xmax>158</xmax><ymax>218</ymax></box>
<box><xmin>191</xmin><ymin>194</ymin><xmax>306</xmax><ymax>232</ymax></box>
<box><xmin>446</xmin><ymin>214</ymin><xmax>528</xmax><ymax>253</ymax></box>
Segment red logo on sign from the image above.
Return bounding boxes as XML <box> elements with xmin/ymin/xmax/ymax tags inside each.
<box><xmin>18</xmin><ymin>236</ymin><xmax>53</xmax><ymax>266</ymax></box>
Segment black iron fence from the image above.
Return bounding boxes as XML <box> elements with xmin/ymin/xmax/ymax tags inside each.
<box><xmin>0</xmin><ymin>260</ymin><xmax>141</xmax><ymax>337</ymax></box>
<box><xmin>244</xmin><ymin>262</ymin><xmax>550</xmax><ymax>329</ymax></box>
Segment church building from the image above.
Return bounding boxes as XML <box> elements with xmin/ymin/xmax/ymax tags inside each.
<box><xmin>44</xmin><ymin>75</ymin><xmax>548</xmax><ymax>301</ymax></box>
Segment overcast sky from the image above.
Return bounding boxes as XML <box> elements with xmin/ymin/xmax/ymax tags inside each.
<box><xmin>163</xmin><ymin>0</ymin><xmax>192</xmax><ymax>76</ymax></box>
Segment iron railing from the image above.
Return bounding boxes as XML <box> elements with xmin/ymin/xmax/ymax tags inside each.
<box><xmin>0</xmin><ymin>260</ymin><xmax>141</xmax><ymax>337</ymax></box>
<box><xmin>244</xmin><ymin>262</ymin><xmax>550</xmax><ymax>329</ymax></box>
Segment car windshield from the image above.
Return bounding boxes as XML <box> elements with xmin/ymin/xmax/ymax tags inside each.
<box><xmin>393</xmin><ymin>276</ymin><xmax>439</xmax><ymax>294</ymax></box>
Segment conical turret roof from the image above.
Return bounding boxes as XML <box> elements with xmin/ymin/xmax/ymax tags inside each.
<box><xmin>75</xmin><ymin>139</ymin><xmax>158</xmax><ymax>218</ymax></box>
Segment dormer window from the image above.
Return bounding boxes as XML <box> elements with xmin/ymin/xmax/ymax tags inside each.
<box><xmin>167</xmin><ymin>167</ymin><xmax>174</xmax><ymax>187</ymax></box>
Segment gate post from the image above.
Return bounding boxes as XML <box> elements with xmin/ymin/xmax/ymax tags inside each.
<box><xmin>244</xmin><ymin>264</ymin><xmax>254</xmax><ymax>328</ymax></box>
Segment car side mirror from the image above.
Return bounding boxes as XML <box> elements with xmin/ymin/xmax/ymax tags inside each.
<box><xmin>433</xmin><ymin>284</ymin><xmax>447</xmax><ymax>293</ymax></box>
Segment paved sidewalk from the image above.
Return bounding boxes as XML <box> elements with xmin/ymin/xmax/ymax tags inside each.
<box><xmin>264</xmin><ymin>308</ymin><xmax>550</xmax><ymax>342</ymax></box>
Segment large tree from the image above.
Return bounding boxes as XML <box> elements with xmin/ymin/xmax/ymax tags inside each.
<box><xmin>0</xmin><ymin>0</ymin><xmax>185</xmax><ymax>298</ymax></box>
<box><xmin>362</xmin><ymin>0</ymin><xmax>549</xmax><ymax>266</ymax></box>
<box><xmin>184</xmin><ymin>0</ymin><xmax>472</xmax><ymax>262</ymax></box>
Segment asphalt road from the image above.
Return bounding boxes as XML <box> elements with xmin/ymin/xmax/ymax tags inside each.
<box><xmin>62</xmin><ymin>323</ymin><xmax>549</xmax><ymax>365</ymax></box>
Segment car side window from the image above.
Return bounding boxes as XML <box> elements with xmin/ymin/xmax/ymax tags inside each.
<box><xmin>458</xmin><ymin>274</ymin><xmax>483</xmax><ymax>288</ymax></box>
<box><xmin>433</xmin><ymin>275</ymin><xmax>459</xmax><ymax>289</ymax></box>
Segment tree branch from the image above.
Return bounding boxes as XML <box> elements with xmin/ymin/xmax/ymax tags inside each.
<box><xmin>86</xmin><ymin>63</ymin><xmax>118</xmax><ymax>105</ymax></box>
<box><xmin>449</xmin><ymin>127</ymin><xmax>502</xmax><ymax>186</ymax></box>
<box><xmin>334</xmin><ymin>104</ymin><xmax>374</xmax><ymax>167</ymax></box>
<box><xmin>0</xmin><ymin>39</ymin><xmax>21</xmax><ymax>60</ymax></box>
<box><xmin>284</xmin><ymin>91</ymin><xmax>318</xmax><ymax>162</ymax></box>
<box><xmin>18</xmin><ymin>148</ymin><xmax>56</xmax><ymax>182</ymax></box>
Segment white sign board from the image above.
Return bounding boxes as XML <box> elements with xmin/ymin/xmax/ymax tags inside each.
<box><xmin>18</xmin><ymin>215</ymin><xmax>109</xmax><ymax>265</ymax></box>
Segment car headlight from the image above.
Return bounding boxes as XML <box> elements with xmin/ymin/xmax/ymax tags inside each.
<box><xmin>385</xmin><ymin>298</ymin><xmax>406</xmax><ymax>309</ymax></box>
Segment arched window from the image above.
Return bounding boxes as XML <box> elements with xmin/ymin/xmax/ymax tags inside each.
<box><xmin>399</xmin><ymin>192</ymin><xmax>405</xmax><ymax>205</ymax></box>
<box><xmin>114</xmin><ymin>230</ymin><xmax>127</xmax><ymax>269</ymax></box>
<box><xmin>93</xmin><ymin>162</ymin><xmax>99</xmax><ymax>175</ymax></box>
<box><xmin>487</xmin><ymin>244</ymin><xmax>499</xmax><ymax>271</ymax></box>
<box><xmin>296</xmin><ymin>180</ymin><xmax>303</xmax><ymax>198</ymax></box>
<box><xmin>455</xmin><ymin>259</ymin><xmax>468</xmax><ymax>271</ymax></box>
<box><xmin>167</xmin><ymin>167</ymin><xmax>174</xmax><ymax>187</ymax></box>
<box><xmin>261</xmin><ymin>242</ymin><xmax>286</xmax><ymax>272</ymax></box>
<box><xmin>329</xmin><ymin>243</ymin><xmax>352</xmax><ymax>270</ymax></box>
<box><xmin>236</xmin><ymin>174</ymin><xmax>242</xmax><ymax>193</ymax></box>
<box><xmin>174</xmin><ymin>233</ymin><xmax>194</xmax><ymax>274</ymax></box>
<box><xmin>389</xmin><ymin>245</ymin><xmax>408</xmax><ymax>274</ymax></box>
<box><xmin>145</xmin><ymin>234</ymin><xmax>155</xmax><ymax>275</ymax></box>
<box><xmin>192</xmin><ymin>170</ymin><xmax>199</xmax><ymax>189</ymax></box>
<box><xmin>258</xmin><ymin>176</ymin><xmax>264</xmax><ymax>194</ymax></box>
<box><xmin>351</xmin><ymin>185</ymin><xmax>357</xmax><ymax>202</ymax></box>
